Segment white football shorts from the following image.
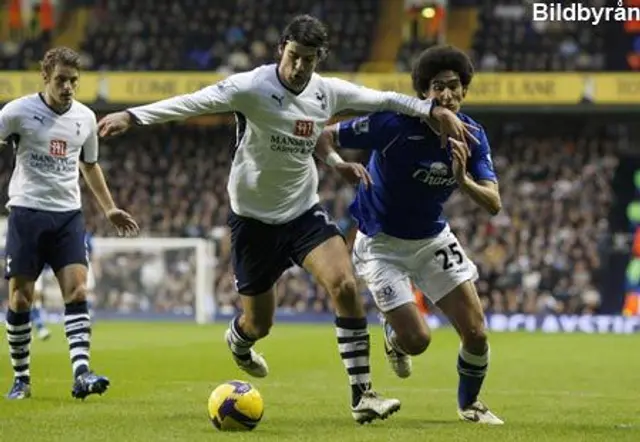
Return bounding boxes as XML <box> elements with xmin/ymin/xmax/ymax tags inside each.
<box><xmin>352</xmin><ymin>224</ymin><xmax>478</xmax><ymax>312</ymax></box>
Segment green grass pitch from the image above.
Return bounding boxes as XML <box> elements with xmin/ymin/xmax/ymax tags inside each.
<box><xmin>0</xmin><ymin>322</ymin><xmax>638</xmax><ymax>441</ymax></box>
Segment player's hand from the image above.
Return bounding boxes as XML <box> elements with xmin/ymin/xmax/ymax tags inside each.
<box><xmin>106</xmin><ymin>208</ymin><xmax>140</xmax><ymax>237</ymax></box>
<box><xmin>334</xmin><ymin>162</ymin><xmax>373</xmax><ymax>188</ymax></box>
<box><xmin>431</xmin><ymin>106</ymin><xmax>479</xmax><ymax>148</ymax></box>
<box><xmin>98</xmin><ymin>111</ymin><xmax>133</xmax><ymax>137</ymax></box>
<box><xmin>449</xmin><ymin>137</ymin><xmax>470</xmax><ymax>184</ymax></box>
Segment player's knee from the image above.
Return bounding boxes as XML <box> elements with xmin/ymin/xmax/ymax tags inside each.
<box><xmin>398</xmin><ymin>329</ymin><xmax>431</xmax><ymax>355</ymax></box>
<box><xmin>9</xmin><ymin>286</ymin><xmax>34</xmax><ymax>311</ymax></box>
<box><xmin>329</xmin><ymin>274</ymin><xmax>359</xmax><ymax>302</ymax></box>
<box><xmin>460</xmin><ymin>320</ymin><xmax>488</xmax><ymax>354</ymax></box>
<box><xmin>64</xmin><ymin>283</ymin><xmax>89</xmax><ymax>304</ymax></box>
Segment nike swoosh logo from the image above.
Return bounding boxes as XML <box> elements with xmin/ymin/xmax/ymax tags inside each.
<box><xmin>408</xmin><ymin>135</ymin><xmax>425</xmax><ymax>140</ymax></box>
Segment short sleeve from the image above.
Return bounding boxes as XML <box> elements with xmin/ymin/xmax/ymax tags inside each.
<box><xmin>468</xmin><ymin>128</ymin><xmax>497</xmax><ymax>182</ymax></box>
<box><xmin>80</xmin><ymin>112</ymin><xmax>99</xmax><ymax>164</ymax></box>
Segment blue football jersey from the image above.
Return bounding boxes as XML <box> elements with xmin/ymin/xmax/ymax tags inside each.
<box><xmin>337</xmin><ymin>111</ymin><xmax>497</xmax><ymax>240</ymax></box>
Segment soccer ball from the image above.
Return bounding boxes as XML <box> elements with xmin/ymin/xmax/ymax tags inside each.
<box><xmin>208</xmin><ymin>380</ymin><xmax>264</xmax><ymax>431</ymax></box>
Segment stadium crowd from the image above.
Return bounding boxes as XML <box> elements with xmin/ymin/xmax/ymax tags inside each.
<box><xmin>397</xmin><ymin>0</ymin><xmax>608</xmax><ymax>72</ymax></box>
<box><xmin>0</xmin><ymin>116</ymin><xmax>618</xmax><ymax>317</ymax></box>
<box><xmin>0</xmin><ymin>1</ymin><xmax>622</xmax><ymax>318</ymax></box>
<box><xmin>0</xmin><ymin>0</ymin><xmax>380</xmax><ymax>72</ymax></box>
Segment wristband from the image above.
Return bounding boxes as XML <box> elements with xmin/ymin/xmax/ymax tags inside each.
<box><xmin>326</xmin><ymin>152</ymin><xmax>345</xmax><ymax>167</ymax></box>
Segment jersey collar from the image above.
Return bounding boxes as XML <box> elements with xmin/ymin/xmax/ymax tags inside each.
<box><xmin>38</xmin><ymin>93</ymin><xmax>72</xmax><ymax>116</ymax></box>
<box><xmin>274</xmin><ymin>65</ymin><xmax>311</xmax><ymax>96</ymax></box>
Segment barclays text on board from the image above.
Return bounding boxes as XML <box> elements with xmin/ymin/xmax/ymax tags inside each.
<box><xmin>427</xmin><ymin>314</ymin><xmax>640</xmax><ymax>334</ymax></box>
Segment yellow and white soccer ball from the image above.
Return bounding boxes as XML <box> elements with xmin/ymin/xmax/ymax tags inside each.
<box><xmin>208</xmin><ymin>380</ymin><xmax>264</xmax><ymax>431</ymax></box>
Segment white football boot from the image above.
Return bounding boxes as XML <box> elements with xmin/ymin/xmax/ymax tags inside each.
<box><xmin>36</xmin><ymin>327</ymin><xmax>52</xmax><ymax>341</ymax></box>
<box><xmin>224</xmin><ymin>329</ymin><xmax>269</xmax><ymax>378</ymax></box>
<box><xmin>351</xmin><ymin>390</ymin><xmax>401</xmax><ymax>424</ymax></box>
<box><xmin>457</xmin><ymin>400</ymin><xmax>504</xmax><ymax>425</ymax></box>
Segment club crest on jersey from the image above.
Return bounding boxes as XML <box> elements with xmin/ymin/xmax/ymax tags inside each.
<box><xmin>294</xmin><ymin>120</ymin><xmax>314</xmax><ymax>138</ymax></box>
<box><xmin>49</xmin><ymin>139</ymin><xmax>68</xmax><ymax>157</ymax></box>
<box><xmin>412</xmin><ymin>161</ymin><xmax>457</xmax><ymax>186</ymax></box>
<box><xmin>351</xmin><ymin>117</ymin><xmax>369</xmax><ymax>135</ymax></box>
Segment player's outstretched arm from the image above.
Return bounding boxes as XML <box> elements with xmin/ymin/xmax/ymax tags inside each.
<box><xmin>327</xmin><ymin>77</ymin><xmax>478</xmax><ymax>146</ymax></box>
<box><xmin>80</xmin><ymin>162</ymin><xmax>140</xmax><ymax>236</ymax></box>
<box><xmin>97</xmin><ymin>76</ymin><xmax>242</xmax><ymax>137</ymax></box>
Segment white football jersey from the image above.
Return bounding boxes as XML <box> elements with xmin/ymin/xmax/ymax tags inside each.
<box><xmin>129</xmin><ymin>64</ymin><xmax>433</xmax><ymax>224</ymax></box>
<box><xmin>0</xmin><ymin>94</ymin><xmax>98</xmax><ymax>212</ymax></box>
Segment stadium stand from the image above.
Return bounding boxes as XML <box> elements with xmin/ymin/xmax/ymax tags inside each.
<box><xmin>397</xmin><ymin>0</ymin><xmax>608</xmax><ymax>72</ymax></box>
<box><xmin>78</xmin><ymin>0</ymin><xmax>380</xmax><ymax>72</ymax></box>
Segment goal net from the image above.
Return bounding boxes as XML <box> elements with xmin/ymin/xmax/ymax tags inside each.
<box><xmin>33</xmin><ymin>237</ymin><xmax>217</xmax><ymax>324</ymax></box>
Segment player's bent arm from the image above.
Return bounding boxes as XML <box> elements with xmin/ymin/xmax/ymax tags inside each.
<box><xmin>126</xmin><ymin>77</ymin><xmax>242</xmax><ymax>125</ymax></box>
<box><xmin>315</xmin><ymin>125</ymin><xmax>344</xmax><ymax>167</ymax></box>
<box><xmin>458</xmin><ymin>178</ymin><xmax>502</xmax><ymax>216</ymax></box>
<box><xmin>80</xmin><ymin>162</ymin><xmax>118</xmax><ymax>214</ymax></box>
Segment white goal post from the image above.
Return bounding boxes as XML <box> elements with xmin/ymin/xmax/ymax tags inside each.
<box><xmin>92</xmin><ymin>237</ymin><xmax>217</xmax><ymax>324</ymax></box>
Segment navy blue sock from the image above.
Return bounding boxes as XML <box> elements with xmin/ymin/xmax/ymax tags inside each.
<box><xmin>457</xmin><ymin>345</ymin><xmax>489</xmax><ymax>409</ymax></box>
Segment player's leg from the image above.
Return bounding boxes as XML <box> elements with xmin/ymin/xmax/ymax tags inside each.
<box><xmin>352</xmin><ymin>231</ymin><xmax>431</xmax><ymax>379</ymax></box>
<box><xmin>224</xmin><ymin>211</ymin><xmax>288</xmax><ymax>378</ymax></box>
<box><xmin>378</xmin><ymin>295</ymin><xmax>431</xmax><ymax>379</ymax></box>
<box><xmin>49</xmin><ymin>210</ymin><xmax>108</xmax><ymax>399</ymax></box>
<box><xmin>225</xmin><ymin>289</ymin><xmax>275</xmax><ymax>378</ymax></box>
<box><xmin>3</xmin><ymin>207</ymin><xmax>45</xmax><ymax>399</ymax></box>
<box><xmin>415</xmin><ymin>226</ymin><xmax>502</xmax><ymax>424</ymax></box>
<box><xmin>32</xmin><ymin>276</ymin><xmax>51</xmax><ymax>341</ymax></box>
<box><xmin>293</xmin><ymin>206</ymin><xmax>400</xmax><ymax>423</ymax></box>
<box><xmin>436</xmin><ymin>282</ymin><xmax>502</xmax><ymax>424</ymax></box>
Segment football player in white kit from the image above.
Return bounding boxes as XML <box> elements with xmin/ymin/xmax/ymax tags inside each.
<box><xmin>0</xmin><ymin>47</ymin><xmax>139</xmax><ymax>400</ymax></box>
<box><xmin>97</xmin><ymin>15</ymin><xmax>477</xmax><ymax>423</ymax></box>
<box><xmin>318</xmin><ymin>45</ymin><xmax>504</xmax><ymax>424</ymax></box>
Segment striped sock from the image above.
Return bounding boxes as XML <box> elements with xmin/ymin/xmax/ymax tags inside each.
<box><xmin>335</xmin><ymin>317</ymin><xmax>371</xmax><ymax>407</ymax></box>
<box><xmin>457</xmin><ymin>344</ymin><xmax>489</xmax><ymax>409</ymax></box>
<box><xmin>64</xmin><ymin>301</ymin><xmax>91</xmax><ymax>378</ymax></box>
<box><xmin>226</xmin><ymin>315</ymin><xmax>255</xmax><ymax>361</ymax></box>
<box><xmin>6</xmin><ymin>309</ymin><xmax>31</xmax><ymax>383</ymax></box>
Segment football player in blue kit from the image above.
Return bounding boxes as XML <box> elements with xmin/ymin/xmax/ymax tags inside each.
<box><xmin>318</xmin><ymin>45</ymin><xmax>504</xmax><ymax>424</ymax></box>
